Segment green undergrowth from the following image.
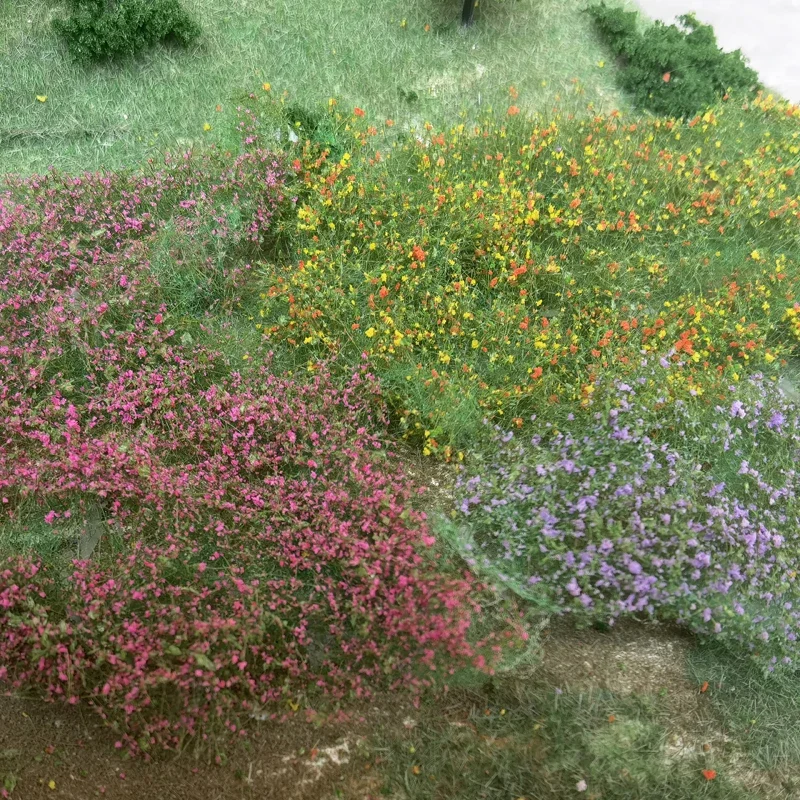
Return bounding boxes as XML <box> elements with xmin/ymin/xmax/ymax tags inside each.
<box><xmin>688</xmin><ymin>642</ymin><xmax>800</xmax><ymax>782</ymax></box>
<box><xmin>378</xmin><ymin>677</ymin><xmax>755</xmax><ymax>799</ymax></box>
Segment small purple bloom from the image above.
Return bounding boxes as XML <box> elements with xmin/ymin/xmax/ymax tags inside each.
<box><xmin>768</xmin><ymin>411</ymin><xmax>786</xmax><ymax>430</ymax></box>
<box><xmin>566</xmin><ymin>578</ymin><xmax>582</xmax><ymax>597</ymax></box>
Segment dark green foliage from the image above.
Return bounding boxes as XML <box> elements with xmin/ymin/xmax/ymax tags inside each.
<box><xmin>53</xmin><ymin>0</ymin><xmax>201</xmax><ymax>64</ymax></box>
<box><xmin>283</xmin><ymin>103</ymin><xmax>347</xmax><ymax>159</ymax></box>
<box><xmin>588</xmin><ymin>4</ymin><xmax>760</xmax><ymax>117</ymax></box>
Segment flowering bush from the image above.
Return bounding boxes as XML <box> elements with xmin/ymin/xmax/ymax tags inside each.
<box><xmin>244</xmin><ymin>91</ymin><xmax>800</xmax><ymax>457</ymax></box>
<box><xmin>0</xmin><ymin>363</ymin><xmax>488</xmax><ymax>754</ymax></box>
<box><xmin>0</xmin><ymin>145</ymin><xmax>501</xmax><ymax>754</ymax></box>
<box><xmin>0</xmin><ymin>144</ymin><xmax>285</xmax><ymax>405</ymax></box>
<box><xmin>448</xmin><ymin>359</ymin><xmax>800</xmax><ymax>671</ymax></box>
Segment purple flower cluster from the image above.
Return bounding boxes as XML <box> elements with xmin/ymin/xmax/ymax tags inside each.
<box><xmin>453</xmin><ymin>362</ymin><xmax>800</xmax><ymax>671</ymax></box>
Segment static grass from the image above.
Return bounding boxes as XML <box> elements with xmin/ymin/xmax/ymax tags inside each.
<box><xmin>687</xmin><ymin>641</ymin><xmax>800</xmax><ymax>778</ymax></box>
<box><xmin>378</xmin><ymin>679</ymin><xmax>756</xmax><ymax>799</ymax></box>
<box><xmin>0</xmin><ymin>0</ymin><xmax>632</xmax><ymax>175</ymax></box>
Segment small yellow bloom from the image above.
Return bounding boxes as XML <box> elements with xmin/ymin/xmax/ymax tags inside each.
<box><xmin>36</xmin><ymin>95</ymin><xmax>47</xmax><ymax>103</ymax></box>
<box><xmin>48</xmin><ymin>781</ymin><xmax>56</xmax><ymax>790</ymax></box>
<box><xmin>751</xmin><ymin>250</ymin><xmax>761</xmax><ymax>261</ymax></box>
<box><xmin>262</xmin><ymin>82</ymin><xmax>271</xmax><ymax>91</ymax></box>
<box><xmin>203</xmin><ymin>122</ymin><xmax>212</xmax><ymax>131</ymax></box>
<box><xmin>365</xmin><ymin>327</ymin><xmax>376</xmax><ymax>338</ymax></box>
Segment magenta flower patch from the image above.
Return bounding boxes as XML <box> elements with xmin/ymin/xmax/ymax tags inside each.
<box><xmin>0</xmin><ymin>148</ymin><xmax>499</xmax><ymax>755</ymax></box>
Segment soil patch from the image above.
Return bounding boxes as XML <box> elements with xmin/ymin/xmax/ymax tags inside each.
<box><xmin>0</xmin><ymin>693</ymin><xmax>404</xmax><ymax>800</ymax></box>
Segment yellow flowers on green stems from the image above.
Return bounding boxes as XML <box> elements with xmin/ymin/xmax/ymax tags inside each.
<box><xmin>248</xmin><ymin>92</ymin><xmax>800</xmax><ymax>458</ymax></box>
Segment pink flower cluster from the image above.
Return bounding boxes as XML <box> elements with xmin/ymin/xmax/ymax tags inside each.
<box><xmin>0</xmin><ymin>144</ymin><xmax>285</xmax><ymax>405</ymax></box>
<box><xmin>0</xmin><ymin>150</ymin><xmax>501</xmax><ymax>754</ymax></box>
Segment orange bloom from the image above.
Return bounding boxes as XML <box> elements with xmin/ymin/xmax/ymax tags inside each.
<box><xmin>354</xmin><ymin>107</ymin><xmax>365</xmax><ymax>117</ymax></box>
<box><xmin>702</xmin><ymin>770</ymin><xmax>717</xmax><ymax>781</ymax></box>
<box><xmin>508</xmin><ymin>105</ymin><xmax>520</xmax><ymax>116</ymax></box>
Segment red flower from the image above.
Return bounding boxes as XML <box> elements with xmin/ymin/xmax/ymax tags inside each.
<box><xmin>702</xmin><ymin>770</ymin><xmax>717</xmax><ymax>781</ymax></box>
<box><xmin>354</xmin><ymin>107</ymin><xmax>365</xmax><ymax>117</ymax></box>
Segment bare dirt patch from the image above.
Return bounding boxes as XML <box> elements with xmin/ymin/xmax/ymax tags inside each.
<box><xmin>393</xmin><ymin>444</ymin><xmax>459</xmax><ymax>517</ymax></box>
<box><xmin>0</xmin><ymin>693</ymin><xmax>408</xmax><ymax>800</ymax></box>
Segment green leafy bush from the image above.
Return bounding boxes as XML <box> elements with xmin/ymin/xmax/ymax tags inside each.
<box><xmin>53</xmin><ymin>0</ymin><xmax>201</xmax><ymax>64</ymax></box>
<box><xmin>588</xmin><ymin>4</ymin><xmax>760</xmax><ymax>117</ymax></box>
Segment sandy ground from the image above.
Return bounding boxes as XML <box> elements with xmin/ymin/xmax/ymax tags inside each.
<box><xmin>634</xmin><ymin>0</ymin><xmax>800</xmax><ymax>103</ymax></box>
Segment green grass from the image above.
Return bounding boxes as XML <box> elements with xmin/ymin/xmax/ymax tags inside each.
<box><xmin>0</xmin><ymin>0</ymin><xmax>631</xmax><ymax>175</ymax></box>
<box><xmin>688</xmin><ymin>642</ymin><xmax>800</xmax><ymax>780</ymax></box>
<box><xmin>377</xmin><ymin>678</ymin><xmax>756</xmax><ymax>799</ymax></box>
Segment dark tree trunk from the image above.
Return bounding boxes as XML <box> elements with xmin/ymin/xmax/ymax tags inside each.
<box><xmin>462</xmin><ymin>0</ymin><xmax>477</xmax><ymax>26</ymax></box>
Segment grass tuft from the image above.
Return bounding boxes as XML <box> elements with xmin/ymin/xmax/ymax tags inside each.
<box><xmin>0</xmin><ymin>0</ymin><xmax>631</xmax><ymax>175</ymax></box>
<box><xmin>379</xmin><ymin>677</ymin><xmax>755</xmax><ymax>799</ymax></box>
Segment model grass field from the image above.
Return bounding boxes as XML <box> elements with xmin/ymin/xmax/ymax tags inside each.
<box><xmin>1</xmin><ymin>0</ymin><xmax>800</xmax><ymax>797</ymax></box>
